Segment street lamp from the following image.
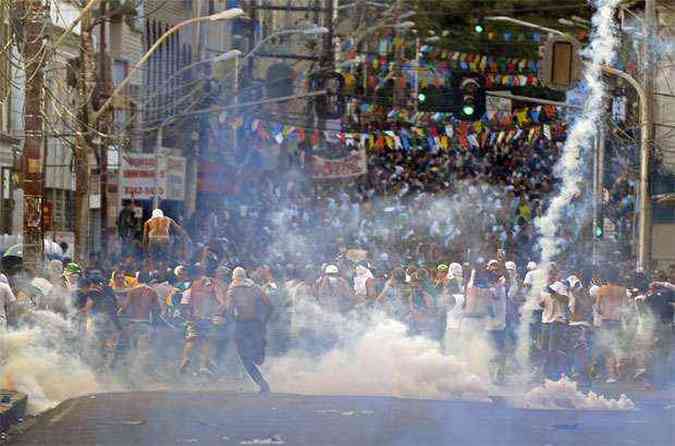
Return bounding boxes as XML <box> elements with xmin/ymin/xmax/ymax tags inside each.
<box><xmin>92</xmin><ymin>8</ymin><xmax>247</xmax><ymax>122</ymax></box>
<box><xmin>337</xmin><ymin>1</ymin><xmax>389</xmax><ymax>10</ymax></box>
<box><xmin>485</xmin><ymin>15</ymin><xmax>652</xmax><ymax>271</ymax></box>
<box><xmin>144</xmin><ymin>26</ymin><xmax>327</xmax><ymax>108</ymax></box>
<box><xmin>247</xmin><ymin>26</ymin><xmax>329</xmax><ymax>59</ymax></box>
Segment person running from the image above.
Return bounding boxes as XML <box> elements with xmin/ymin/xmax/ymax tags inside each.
<box><xmin>227</xmin><ymin>267</ymin><xmax>273</xmax><ymax>394</ymax></box>
<box><xmin>79</xmin><ymin>270</ymin><xmax>124</xmax><ymax>371</ymax></box>
<box><xmin>566</xmin><ymin>274</ymin><xmax>594</xmax><ymax>386</ymax></box>
<box><xmin>117</xmin><ymin>272</ymin><xmax>161</xmax><ymax>375</ymax></box>
<box><xmin>644</xmin><ymin>279</ymin><xmax>675</xmax><ymax>388</ymax></box>
<box><xmin>595</xmin><ymin>269</ymin><xmax>628</xmax><ymax>384</ymax></box>
<box><xmin>179</xmin><ymin>265</ymin><xmax>228</xmax><ymax>375</ymax></box>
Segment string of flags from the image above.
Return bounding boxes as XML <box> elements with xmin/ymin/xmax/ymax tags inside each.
<box><xmin>235</xmin><ymin>104</ymin><xmax>565</xmax><ymax>153</ymax></box>
<box><xmin>339</xmin><ymin>31</ymin><xmax>546</xmax><ymax>56</ymax></box>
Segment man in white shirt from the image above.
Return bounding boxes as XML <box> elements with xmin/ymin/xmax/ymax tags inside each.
<box><xmin>0</xmin><ymin>274</ymin><xmax>16</xmax><ymax>330</ymax></box>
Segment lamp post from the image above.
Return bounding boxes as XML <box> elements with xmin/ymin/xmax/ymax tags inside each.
<box><xmin>146</xmin><ymin>26</ymin><xmax>327</xmax><ymax>106</ymax></box>
<box><xmin>152</xmin><ymin>50</ymin><xmax>242</xmax><ymax>210</ymax></box>
<box><xmin>92</xmin><ymin>8</ymin><xmax>247</xmax><ymax>123</ymax></box>
<box><xmin>485</xmin><ymin>15</ymin><xmax>652</xmax><ymax>271</ymax></box>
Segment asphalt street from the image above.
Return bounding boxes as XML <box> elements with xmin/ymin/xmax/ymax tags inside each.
<box><xmin>7</xmin><ymin>391</ymin><xmax>675</xmax><ymax>446</ymax></box>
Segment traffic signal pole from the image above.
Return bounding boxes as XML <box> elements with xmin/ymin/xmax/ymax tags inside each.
<box><xmin>639</xmin><ymin>0</ymin><xmax>657</xmax><ymax>272</ymax></box>
<box><xmin>486</xmin><ymin>15</ymin><xmax>654</xmax><ymax>272</ymax></box>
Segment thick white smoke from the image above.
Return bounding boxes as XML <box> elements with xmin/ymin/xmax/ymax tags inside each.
<box><xmin>1</xmin><ymin>311</ymin><xmax>102</xmax><ymax>414</ymax></box>
<box><xmin>514</xmin><ymin>377</ymin><xmax>635</xmax><ymax>410</ymax></box>
<box><xmin>265</xmin><ymin>303</ymin><xmax>492</xmax><ymax>401</ymax></box>
<box><xmin>517</xmin><ymin>0</ymin><xmax>625</xmax><ymax>364</ymax></box>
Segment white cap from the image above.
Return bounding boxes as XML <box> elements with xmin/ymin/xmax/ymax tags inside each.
<box><xmin>505</xmin><ymin>261</ymin><xmax>517</xmax><ymax>271</ymax></box>
<box><xmin>325</xmin><ymin>265</ymin><xmax>339</xmax><ymax>274</ymax></box>
<box><xmin>232</xmin><ymin>267</ymin><xmax>247</xmax><ymax>280</ymax></box>
<box><xmin>152</xmin><ymin>208</ymin><xmax>164</xmax><ymax>218</ymax></box>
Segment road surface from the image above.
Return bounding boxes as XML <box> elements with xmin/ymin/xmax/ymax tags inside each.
<box><xmin>8</xmin><ymin>391</ymin><xmax>675</xmax><ymax>445</ymax></box>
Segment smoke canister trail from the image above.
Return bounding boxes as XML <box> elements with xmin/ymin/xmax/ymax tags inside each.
<box><xmin>516</xmin><ymin>0</ymin><xmax>624</xmax><ymax>367</ymax></box>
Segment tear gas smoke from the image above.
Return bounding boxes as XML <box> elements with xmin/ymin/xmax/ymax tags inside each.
<box><xmin>1</xmin><ymin>311</ymin><xmax>101</xmax><ymax>414</ymax></box>
<box><xmin>517</xmin><ymin>0</ymin><xmax>625</xmax><ymax>365</ymax></box>
<box><xmin>265</xmin><ymin>303</ymin><xmax>491</xmax><ymax>401</ymax></box>
<box><xmin>513</xmin><ymin>376</ymin><xmax>635</xmax><ymax>411</ymax></box>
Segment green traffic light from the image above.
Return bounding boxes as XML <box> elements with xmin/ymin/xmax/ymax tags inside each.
<box><xmin>418</xmin><ymin>93</ymin><xmax>426</xmax><ymax>102</ymax></box>
<box><xmin>474</xmin><ymin>24</ymin><xmax>484</xmax><ymax>33</ymax></box>
<box><xmin>595</xmin><ymin>226</ymin><xmax>603</xmax><ymax>237</ymax></box>
<box><xmin>463</xmin><ymin>104</ymin><xmax>475</xmax><ymax>116</ymax></box>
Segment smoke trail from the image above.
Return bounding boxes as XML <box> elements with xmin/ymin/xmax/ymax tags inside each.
<box><xmin>516</xmin><ymin>0</ymin><xmax>624</xmax><ymax>365</ymax></box>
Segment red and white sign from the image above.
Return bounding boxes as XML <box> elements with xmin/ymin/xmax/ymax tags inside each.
<box><xmin>120</xmin><ymin>152</ymin><xmax>186</xmax><ymax>201</ymax></box>
<box><xmin>310</xmin><ymin>148</ymin><xmax>367</xmax><ymax>180</ymax></box>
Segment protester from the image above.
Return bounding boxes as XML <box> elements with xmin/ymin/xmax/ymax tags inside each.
<box><xmin>0</xmin><ymin>274</ymin><xmax>16</xmax><ymax>331</ymax></box>
<box><xmin>316</xmin><ymin>265</ymin><xmax>354</xmax><ymax>314</ymax></box>
<box><xmin>594</xmin><ymin>269</ymin><xmax>628</xmax><ymax>384</ymax></box>
<box><xmin>539</xmin><ymin>281</ymin><xmax>570</xmax><ymax>380</ymax></box>
<box><xmin>143</xmin><ymin>209</ymin><xmax>189</xmax><ymax>261</ymax></box>
<box><xmin>79</xmin><ymin>270</ymin><xmax>124</xmax><ymax>371</ymax></box>
<box><xmin>227</xmin><ymin>267</ymin><xmax>272</xmax><ymax>394</ymax></box>
<box><xmin>117</xmin><ymin>272</ymin><xmax>161</xmax><ymax>374</ymax></box>
<box><xmin>179</xmin><ymin>264</ymin><xmax>228</xmax><ymax>375</ymax></box>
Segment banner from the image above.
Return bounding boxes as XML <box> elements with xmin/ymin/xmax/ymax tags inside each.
<box><xmin>120</xmin><ymin>151</ymin><xmax>186</xmax><ymax>201</ymax></box>
<box><xmin>310</xmin><ymin>148</ymin><xmax>367</xmax><ymax>179</ymax></box>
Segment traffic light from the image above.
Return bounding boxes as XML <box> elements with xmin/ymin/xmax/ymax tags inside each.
<box><xmin>594</xmin><ymin>223</ymin><xmax>604</xmax><ymax>239</ymax></box>
<box><xmin>309</xmin><ymin>71</ymin><xmax>345</xmax><ymax>120</ymax></box>
<box><xmin>455</xmin><ymin>76</ymin><xmax>485</xmax><ymax>121</ymax></box>
<box><xmin>417</xmin><ymin>84</ymin><xmax>457</xmax><ymax>112</ymax></box>
<box><xmin>540</xmin><ymin>37</ymin><xmax>582</xmax><ymax>91</ymax></box>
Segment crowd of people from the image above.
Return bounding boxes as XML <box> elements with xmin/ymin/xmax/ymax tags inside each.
<box><xmin>2</xmin><ymin>204</ymin><xmax>674</xmax><ymax>395</ymax></box>
<box><xmin>0</xmin><ymin>130</ymin><xmax>667</xmax><ymax>396</ymax></box>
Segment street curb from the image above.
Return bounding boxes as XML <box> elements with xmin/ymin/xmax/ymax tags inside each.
<box><xmin>0</xmin><ymin>390</ymin><xmax>27</xmax><ymax>434</ymax></box>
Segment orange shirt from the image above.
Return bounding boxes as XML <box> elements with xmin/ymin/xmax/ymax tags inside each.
<box><xmin>145</xmin><ymin>217</ymin><xmax>172</xmax><ymax>239</ymax></box>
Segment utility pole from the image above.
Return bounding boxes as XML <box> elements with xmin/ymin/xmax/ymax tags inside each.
<box><xmin>392</xmin><ymin>0</ymin><xmax>405</xmax><ymax>107</ymax></box>
<box><xmin>638</xmin><ymin>0</ymin><xmax>656</xmax><ymax>272</ymax></box>
<box><xmin>183</xmin><ymin>0</ymin><xmax>206</xmax><ymax>217</ymax></box>
<box><xmin>97</xmin><ymin>1</ymin><xmax>112</xmax><ymax>258</ymax></box>
<box><xmin>97</xmin><ymin>1</ymin><xmax>115</xmax><ymax>256</ymax></box>
<box><xmin>18</xmin><ymin>0</ymin><xmax>47</xmax><ymax>271</ymax></box>
<box><xmin>74</xmin><ymin>5</ymin><xmax>96</xmax><ymax>265</ymax></box>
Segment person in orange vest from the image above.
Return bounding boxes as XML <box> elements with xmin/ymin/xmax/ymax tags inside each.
<box><xmin>143</xmin><ymin>209</ymin><xmax>189</xmax><ymax>261</ymax></box>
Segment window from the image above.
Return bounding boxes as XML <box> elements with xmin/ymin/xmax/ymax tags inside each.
<box><xmin>112</xmin><ymin>59</ymin><xmax>128</xmax><ymax>88</ymax></box>
<box><xmin>46</xmin><ymin>189</ymin><xmax>76</xmax><ymax>232</ymax></box>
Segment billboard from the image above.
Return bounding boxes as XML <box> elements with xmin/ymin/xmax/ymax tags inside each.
<box><xmin>120</xmin><ymin>151</ymin><xmax>186</xmax><ymax>201</ymax></box>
